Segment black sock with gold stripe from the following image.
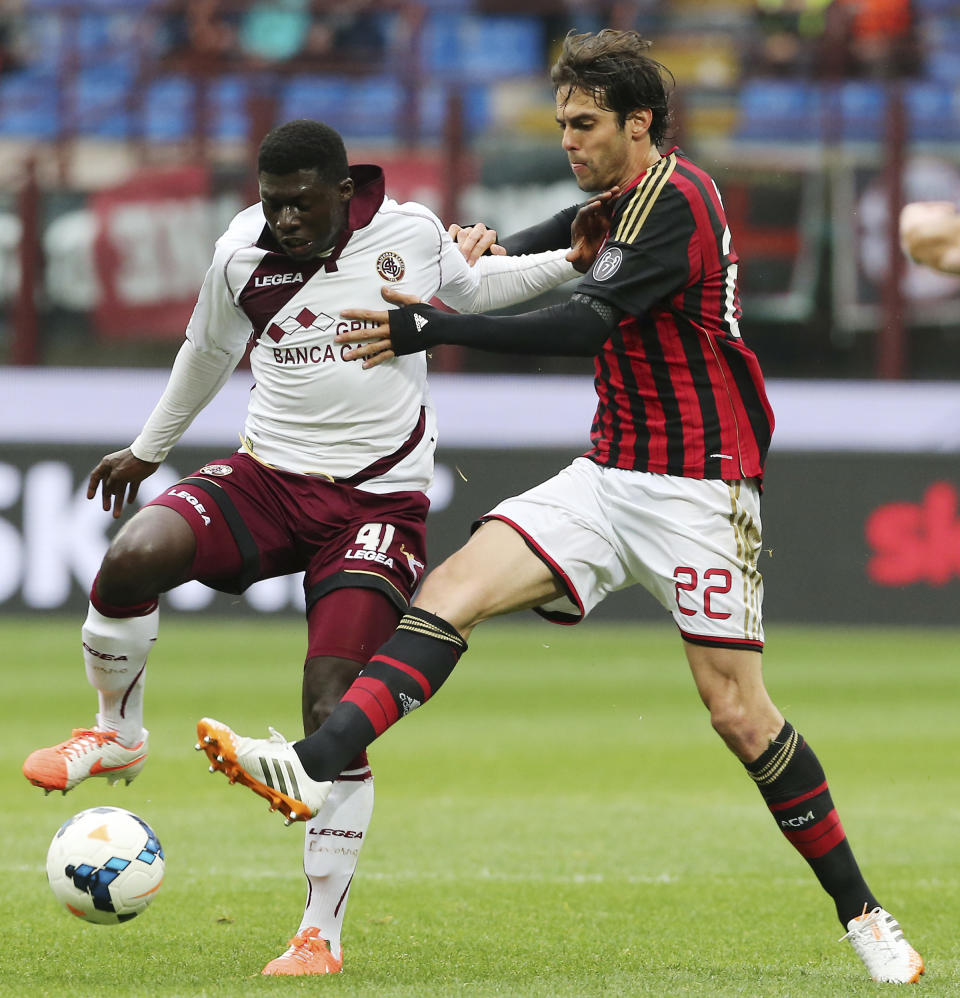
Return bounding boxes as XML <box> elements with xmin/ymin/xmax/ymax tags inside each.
<box><xmin>745</xmin><ymin>721</ymin><xmax>880</xmax><ymax>926</ymax></box>
<box><xmin>293</xmin><ymin>608</ymin><xmax>467</xmax><ymax>783</ymax></box>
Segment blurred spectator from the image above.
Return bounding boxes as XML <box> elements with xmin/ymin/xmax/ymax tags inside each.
<box><xmin>157</xmin><ymin>0</ymin><xmax>386</xmax><ymax>71</ymax></box>
<box><xmin>301</xmin><ymin>3</ymin><xmax>387</xmax><ymax>64</ymax></box>
<box><xmin>237</xmin><ymin>0</ymin><xmax>310</xmax><ymax>63</ymax></box>
<box><xmin>237</xmin><ymin>0</ymin><xmax>386</xmax><ymax>67</ymax></box>
<box><xmin>158</xmin><ymin>0</ymin><xmax>240</xmax><ymax>68</ymax></box>
<box><xmin>749</xmin><ymin>0</ymin><xmax>832</xmax><ymax>77</ymax></box>
<box><xmin>824</xmin><ymin>0</ymin><xmax>920</xmax><ymax>77</ymax></box>
<box><xmin>0</xmin><ymin>0</ymin><xmax>25</xmax><ymax>76</ymax></box>
<box><xmin>747</xmin><ymin>0</ymin><xmax>919</xmax><ymax>78</ymax></box>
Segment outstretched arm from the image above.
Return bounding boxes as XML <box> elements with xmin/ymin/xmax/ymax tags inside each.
<box><xmin>338</xmin><ymin>287</ymin><xmax>621</xmax><ymax>367</ymax></box>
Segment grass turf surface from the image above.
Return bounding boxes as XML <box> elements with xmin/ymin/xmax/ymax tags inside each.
<box><xmin>1</xmin><ymin>616</ymin><xmax>957</xmax><ymax>997</ymax></box>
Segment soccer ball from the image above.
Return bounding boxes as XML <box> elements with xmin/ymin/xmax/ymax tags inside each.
<box><xmin>46</xmin><ymin>806</ymin><xmax>165</xmax><ymax>924</ymax></box>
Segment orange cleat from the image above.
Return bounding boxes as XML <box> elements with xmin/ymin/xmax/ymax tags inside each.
<box><xmin>261</xmin><ymin>928</ymin><xmax>343</xmax><ymax>976</ymax></box>
<box><xmin>23</xmin><ymin>728</ymin><xmax>148</xmax><ymax>794</ymax></box>
<box><xmin>195</xmin><ymin>717</ymin><xmax>331</xmax><ymax>825</ymax></box>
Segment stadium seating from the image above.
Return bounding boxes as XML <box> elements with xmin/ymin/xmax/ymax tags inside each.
<box><xmin>207</xmin><ymin>76</ymin><xmax>253</xmax><ymax>142</ymax></box>
<box><xmin>69</xmin><ymin>65</ymin><xmax>136</xmax><ymax>138</ymax></box>
<box><xmin>736</xmin><ymin>80</ymin><xmax>822</xmax><ymax>141</ymax></box>
<box><xmin>0</xmin><ymin>69</ymin><xmax>59</xmax><ymax>138</ymax></box>
<box><xmin>143</xmin><ymin>75</ymin><xmax>196</xmax><ymax>143</ymax></box>
<box><xmin>2</xmin><ymin>3</ymin><xmax>960</xmax><ymax>147</ymax></box>
<box><xmin>422</xmin><ymin>13</ymin><xmax>544</xmax><ymax>79</ymax></box>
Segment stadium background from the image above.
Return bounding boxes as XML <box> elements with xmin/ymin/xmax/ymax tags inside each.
<box><xmin>1</xmin><ymin>0</ymin><xmax>959</xmax><ymax>626</ymax></box>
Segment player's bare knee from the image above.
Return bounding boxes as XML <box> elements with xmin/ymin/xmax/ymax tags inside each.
<box><xmin>700</xmin><ymin>683</ymin><xmax>752</xmax><ymax>748</ymax></box>
<box><xmin>415</xmin><ymin>559</ymin><xmax>495</xmax><ymax>630</ymax></box>
<box><xmin>707</xmin><ymin>698</ymin><xmax>744</xmax><ymax>743</ymax></box>
<box><xmin>98</xmin><ymin>540</ymin><xmax>159</xmax><ymax>602</ymax></box>
<box><xmin>98</xmin><ymin>516</ymin><xmax>194</xmax><ymax>603</ymax></box>
<box><xmin>707</xmin><ymin>697</ymin><xmax>781</xmax><ymax>761</ymax></box>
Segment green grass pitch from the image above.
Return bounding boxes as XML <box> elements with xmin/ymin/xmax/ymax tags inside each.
<box><xmin>1</xmin><ymin>616</ymin><xmax>957</xmax><ymax>997</ymax></box>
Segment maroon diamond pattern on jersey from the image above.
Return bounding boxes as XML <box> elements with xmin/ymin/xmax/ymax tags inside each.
<box><xmin>238</xmin><ymin>253</ymin><xmax>325</xmax><ymax>341</ymax></box>
<box><xmin>264</xmin><ymin>307</ymin><xmax>334</xmax><ymax>344</ymax></box>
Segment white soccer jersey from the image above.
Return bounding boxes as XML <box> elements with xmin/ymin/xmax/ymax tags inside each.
<box><xmin>131</xmin><ymin>166</ymin><xmax>576</xmax><ymax>492</ymax></box>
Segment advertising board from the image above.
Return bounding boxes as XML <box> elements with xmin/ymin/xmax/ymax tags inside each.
<box><xmin>3</xmin><ymin>369</ymin><xmax>960</xmax><ymax>624</ymax></box>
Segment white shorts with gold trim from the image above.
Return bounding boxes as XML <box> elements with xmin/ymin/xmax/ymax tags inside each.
<box><xmin>480</xmin><ymin>457</ymin><xmax>765</xmax><ymax>650</ymax></box>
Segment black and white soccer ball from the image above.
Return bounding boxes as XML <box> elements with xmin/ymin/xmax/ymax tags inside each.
<box><xmin>46</xmin><ymin>806</ymin><xmax>165</xmax><ymax>924</ymax></box>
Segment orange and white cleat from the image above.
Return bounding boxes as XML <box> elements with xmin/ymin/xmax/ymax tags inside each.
<box><xmin>23</xmin><ymin>728</ymin><xmax>148</xmax><ymax>794</ymax></box>
<box><xmin>195</xmin><ymin>717</ymin><xmax>331</xmax><ymax>825</ymax></box>
<box><xmin>261</xmin><ymin>927</ymin><xmax>343</xmax><ymax>976</ymax></box>
<box><xmin>841</xmin><ymin>906</ymin><xmax>924</xmax><ymax>984</ymax></box>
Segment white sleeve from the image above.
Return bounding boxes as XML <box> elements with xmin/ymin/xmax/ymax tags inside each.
<box><xmin>129</xmin><ymin>248</ymin><xmax>250</xmax><ymax>462</ymax></box>
<box><xmin>434</xmin><ymin>239</ymin><xmax>578</xmax><ymax>314</ymax></box>
<box><xmin>129</xmin><ymin>337</ymin><xmax>243</xmax><ymax>463</ymax></box>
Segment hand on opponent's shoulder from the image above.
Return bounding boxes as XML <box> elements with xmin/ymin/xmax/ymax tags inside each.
<box><xmin>448</xmin><ymin>186</ymin><xmax>619</xmax><ymax>271</ymax></box>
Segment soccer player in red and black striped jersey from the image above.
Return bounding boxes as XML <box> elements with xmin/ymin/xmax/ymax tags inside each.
<box><xmin>198</xmin><ymin>31</ymin><xmax>923</xmax><ymax>984</ymax></box>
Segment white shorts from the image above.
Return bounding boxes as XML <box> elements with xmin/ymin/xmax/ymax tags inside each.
<box><xmin>481</xmin><ymin>457</ymin><xmax>764</xmax><ymax>650</ymax></box>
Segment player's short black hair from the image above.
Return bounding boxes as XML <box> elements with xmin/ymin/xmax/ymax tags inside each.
<box><xmin>551</xmin><ymin>29</ymin><xmax>673</xmax><ymax>147</ymax></box>
<box><xmin>257</xmin><ymin>119</ymin><xmax>349</xmax><ymax>183</ymax></box>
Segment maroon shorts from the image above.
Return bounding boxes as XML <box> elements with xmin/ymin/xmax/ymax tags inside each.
<box><xmin>146</xmin><ymin>452</ymin><xmax>429</xmax><ymax>621</ymax></box>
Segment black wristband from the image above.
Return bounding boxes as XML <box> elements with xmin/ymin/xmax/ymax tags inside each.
<box><xmin>387</xmin><ymin>303</ymin><xmax>439</xmax><ymax>355</ymax></box>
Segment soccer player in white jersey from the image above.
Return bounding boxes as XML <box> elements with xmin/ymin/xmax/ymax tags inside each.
<box><xmin>22</xmin><ymin>118</ymin><xmax>610</xmax><ymax>976</ymax></box>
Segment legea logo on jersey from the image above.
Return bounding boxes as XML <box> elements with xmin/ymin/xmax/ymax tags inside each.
<box><xmin>265</xmin><ymin>307</ymin><xmax>335</xmax><ymax>343</ymax></box>
<box><xmin>593</xmin><ymin>247</ymin><xmax>623</xmax><ymax>281</ymax></box>
<box><xmin>376</xmin><ymin>251</ymin><xmax>405</xmax><ymax>282</ymax></box>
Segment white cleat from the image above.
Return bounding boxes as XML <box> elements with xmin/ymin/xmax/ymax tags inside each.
<box><xmin>194</xmin><ymin>717</ymin><xmax>331</xmax><ymax>823</ymax></box>
<box><xmin>841</xmin><ymin>906</ymin><xmax>924</xmax><ymax>983</ymax></box>
<box><xmin>23</xmin><ymin>728</ymin><xmax>148</xmax><ymax>793</ymax></box>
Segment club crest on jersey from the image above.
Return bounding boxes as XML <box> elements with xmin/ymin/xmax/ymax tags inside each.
<box><xmin>199</xmin><ymin>464</ymin><xmax>233</xmax><ymax>476</ymax></box>
<box><xmin>593</xmin><ymin>247</ymin><xmax>623</xmax><ymax>281</ymax></box>
<box><xmin>265</xmin><ymin>307</ymin><xmax>335</xmax><ymax>343</ymax></box>
<box><xmin>376</xmin><ymin>251</ymin><xmax>405</xmax><ymax>282</ymax></box>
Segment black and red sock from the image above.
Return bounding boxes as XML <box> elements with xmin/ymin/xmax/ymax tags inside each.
<box><xmin>293</xmin><ymin>608</ymin><xmax>467</xmax><ymax>783</ymax></box>
<box><xmin>746</xmin><ymin>721</ymin><xmax>880</xmax><ymax>925</ymax></box>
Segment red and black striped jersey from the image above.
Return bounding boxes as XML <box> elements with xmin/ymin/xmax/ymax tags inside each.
<box><xmin>576</xmin><ymin>148</ymin><xmax>774</xmax><ymax>481</ymax></box>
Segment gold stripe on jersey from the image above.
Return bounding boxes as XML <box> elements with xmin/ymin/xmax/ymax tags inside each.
<box><xmin>748</xmin><ymin>725</ymin><xmax>800</xmax><ymax>787</ymax></box>
<box><xmin>343</xmin><ymin>569</ymin><xmax>407</xmax><ymax>604</ymax></box>
<box><xmin>241</xmin><ymin>434</ymin><xmax>335</xmax><ymax>481</ymax></box>
<box><xmin>614</xmin><ymin>153</ymin><xmax>678</xmax><ymax>245</ymax></box>
<box><xmin>397</xmin><ymin>612</ymin><xmax>467</xmax><ymax>650</ymax></box>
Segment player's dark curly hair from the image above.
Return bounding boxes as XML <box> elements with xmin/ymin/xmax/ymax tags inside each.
<box><xmin>257</xmin><ymin>119</ymin><xmax>349</xmax><ymax>182</ymax></box>
<box><xmin>551</xmin><ymin>29</ymin><xmax>673</xmax><ymax>147</ymax></box>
